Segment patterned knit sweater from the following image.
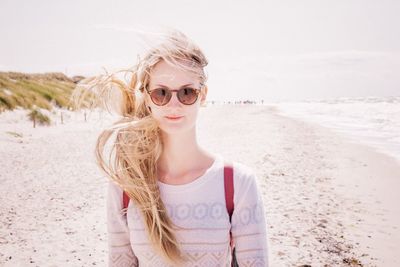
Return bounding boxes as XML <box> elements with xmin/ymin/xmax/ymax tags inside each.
<box><xmin>107</xmin><ymin>153</ymin><xmax>269</xmax><ymax>266</ymax></box>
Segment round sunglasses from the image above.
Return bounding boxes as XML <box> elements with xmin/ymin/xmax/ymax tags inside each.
<box><xmin>145</xmin><ymin>86</ymin><xmax>202</xmax><ymax>106</ymax></box>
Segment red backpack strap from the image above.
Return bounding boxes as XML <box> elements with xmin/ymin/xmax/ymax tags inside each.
<box><xmin>224</xmin><ymin>163</ymin><xmax>234</xmax><ymax>221</ymax></box>
<box><xmin>224</xmin><ymin>163</ymin><xmax>236</xmax><ymax>267</ymax></box>
<box><xmin>122</xmin><ymin>190</ymin><xmax>130</xmax><ymax>211</ymax></box>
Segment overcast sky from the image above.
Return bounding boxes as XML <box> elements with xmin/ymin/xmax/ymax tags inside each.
<box><xmin>1</xmin><ymin>0</ymin><xmax>399</xmax><ymax>101</ymax></box>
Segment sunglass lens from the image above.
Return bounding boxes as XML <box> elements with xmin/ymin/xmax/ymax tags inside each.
<box><xmin>151</xmin><ymin>88</ymin><xmax>171</xmax><ymax>105</ymax></box>
<box><xmin>178</xmin><ymin>88</ymin><xmax>198</xmax><ymax>105</ymax></box>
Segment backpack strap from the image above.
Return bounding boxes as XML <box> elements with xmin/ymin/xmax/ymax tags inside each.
<box><xmin>122</xmin><ymin>190</ymin><xmax>130</xmax><ymax>211</ymax></box>
<box><xmin>224</xmin><ymin>164</ymin><xmax>234</xmax><ymax>221</ymax></box>
<box><xmin>224</xmin><ymin>163</ymin><xmax>237</xmax><ymax>267</ymax></box>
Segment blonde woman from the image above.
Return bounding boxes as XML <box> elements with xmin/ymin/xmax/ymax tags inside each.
<box><xmin>75</xmin><ymin>30</ymin><xmax>269</xmax><ymax>266</ymax></box>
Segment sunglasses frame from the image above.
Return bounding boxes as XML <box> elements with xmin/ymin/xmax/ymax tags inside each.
<box><xmin>145</xmin><ymin>86</ymin><xmax>203</xmax><ymax>106</ymax></box>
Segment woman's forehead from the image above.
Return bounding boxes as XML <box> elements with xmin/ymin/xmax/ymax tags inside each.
<box><xmin>149</xmin><ymin>60</ymin><xmax>202</xmax><ymax>86</ymax></box>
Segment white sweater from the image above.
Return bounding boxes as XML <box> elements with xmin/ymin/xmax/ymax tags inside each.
<box><xmin>107</xmin><ymin>153</ymin><xmax>269</xmax><ymax>266</ymax></box>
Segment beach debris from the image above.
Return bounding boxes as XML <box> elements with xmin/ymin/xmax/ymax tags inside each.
<box><xmin>343</xmin><ymin>257</ymin><xmax>363</xmax><ymax>266</ymax></box>
<box><xmin>5</xmin><ymin>131</ymin><xmax>23</xmax><ymax>138</ymax></box>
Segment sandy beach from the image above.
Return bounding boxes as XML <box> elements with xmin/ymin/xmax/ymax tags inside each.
<box><xmin>1</xmin><ymin>105</ymin><xmax>399</xmax><ymax>267</ymax></box>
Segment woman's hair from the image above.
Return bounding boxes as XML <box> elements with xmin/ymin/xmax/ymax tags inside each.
<box><xmin>71</xmin><ymin>29</ymin><xmax>208</xmax><ymax>265</ymax></box>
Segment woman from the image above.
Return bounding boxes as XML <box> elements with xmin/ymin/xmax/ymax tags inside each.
<box><xmin>75</xmin><ymin>30</ymin><xmax>269</xmax><ymax>266</ymax></box>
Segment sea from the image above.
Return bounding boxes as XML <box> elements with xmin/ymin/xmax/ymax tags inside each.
<box><xmin>269</xmin><ymin>96</ymin><xmax>400</xmax><ymax>163</ymax></box>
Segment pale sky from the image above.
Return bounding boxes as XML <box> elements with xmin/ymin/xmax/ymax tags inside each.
<box><xmin>1</xmin><ymin>0</ymin><xmax>399</xmax><ymax>101</ymax></box>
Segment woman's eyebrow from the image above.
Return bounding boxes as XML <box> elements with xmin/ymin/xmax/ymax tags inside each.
<box><xmin>154</xmin><ymin>83</ymin><xmax>194</xmax><ymax>88</ymax></box>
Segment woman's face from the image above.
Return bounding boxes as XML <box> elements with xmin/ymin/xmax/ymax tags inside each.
<box><xmin>145</xmin><ymin>59</ymin><xmax>207</xmax><ymax>135</ymax></box>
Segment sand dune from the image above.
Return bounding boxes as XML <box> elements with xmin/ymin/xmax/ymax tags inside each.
<box><xmin>1</xmin><ymin>105</ymin><xmax>399</xmax><ymax>266</ymax></box>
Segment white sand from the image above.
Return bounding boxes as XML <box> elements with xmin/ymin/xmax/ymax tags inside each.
<box><xmin>1</xmin><ymin>105</ymin><xmax>399</xmax><ymax>266</ymax></box>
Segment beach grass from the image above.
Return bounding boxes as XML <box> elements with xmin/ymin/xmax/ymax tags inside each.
<box><xmin>0</xmin><ymin>72</ymin><xmax>85</xmax><ymax>112</ymax></box>
<box><xmin>27</xmin><ymin>108</ymin><xmax>51</xmax><ymax>126</ymax></box>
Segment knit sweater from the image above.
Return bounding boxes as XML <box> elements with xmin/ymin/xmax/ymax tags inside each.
<box><xmin>107</xmin><ymin>153</ymin><xmax>269</xmax><ymax>266</ymax></box>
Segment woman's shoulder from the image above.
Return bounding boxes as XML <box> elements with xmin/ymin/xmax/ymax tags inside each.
<box><xmin>232</xmin><ymin>161</ymin><xmax>255</xmax><ymax>176</ymax></box>
<box><xmin>222</xmin><ymin>158</ymin><xmax>263</xmax><ymax>203</ymax></box>
<box><xmin>107</xmin><ymin>180</ymin><xmax>125</xmax><ymax>202</ymax></box>
<box><xmin>218</xmin><ymin>154</ymin><xmax>258</xmax><ymax>184</ymax></box>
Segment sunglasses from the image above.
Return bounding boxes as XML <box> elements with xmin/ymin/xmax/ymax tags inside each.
<box><xmin>145</xmin><ymin>86</ymin><xmax>202</xmax><ymax>106</ymax></box>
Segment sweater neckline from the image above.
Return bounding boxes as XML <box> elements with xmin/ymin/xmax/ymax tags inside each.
<box><xmin>157</xmin><ymin>153</ymin><xmax>223</xmax><ymax>193</ymax></box>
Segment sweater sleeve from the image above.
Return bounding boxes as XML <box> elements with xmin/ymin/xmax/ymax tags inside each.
<box><xmin>231</xmin><ymin>169</ymin><xmax>269</xmax><ymax>266</ymax></box>
<box><xmin>107</xmin><ymin>181</ymin><xmax>139</xmax><ymax>267</ymax></box>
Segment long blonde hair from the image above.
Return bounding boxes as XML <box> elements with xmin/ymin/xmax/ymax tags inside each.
<box><xmin>71</xmin><ymin>29</ymin><xmax>208</xmax><ymax>265</ymax></box>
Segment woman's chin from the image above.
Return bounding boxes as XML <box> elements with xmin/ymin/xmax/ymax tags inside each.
<box><xmin>160</xmin><ymin>120</ymin><xmax>196</xmax><ymax>135</ymax></box>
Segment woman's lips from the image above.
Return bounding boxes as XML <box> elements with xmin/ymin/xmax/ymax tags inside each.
<box><xmin>165</xmin><ymin>116</ymin><xmax>183</xmax><ymax>120</ymax></box>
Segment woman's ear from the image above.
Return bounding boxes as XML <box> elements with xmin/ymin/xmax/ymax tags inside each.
<box><xmin>146</xmin><ymin>101</ymin><xmax>152</xmax><ymax>112</ymax></box>
<box><xmin>200</xmin><ymin>85</ymin><xmax>208</xmax><ymax>107</ymax></box>
<box><xmin>143</xmin><ymin>96</ymin><xmax>152</xmax><ymax>113</ymax></box>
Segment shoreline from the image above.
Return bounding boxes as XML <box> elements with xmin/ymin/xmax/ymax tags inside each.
<box><xmin>1</xmin><ymin>105</ymin><xmax>400</xmax><ymax>266</ymax></box>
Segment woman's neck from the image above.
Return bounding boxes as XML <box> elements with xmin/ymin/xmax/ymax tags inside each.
<box><xmin>157</xmin><ymin>129</ymin><xmax>212</xmax><ymax>181</ymax></box>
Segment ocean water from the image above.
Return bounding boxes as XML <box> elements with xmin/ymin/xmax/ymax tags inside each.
<box><xmin>270</xmin><ymin>96</ymin><xmax>400</xmax><ymax>163</ymax></box>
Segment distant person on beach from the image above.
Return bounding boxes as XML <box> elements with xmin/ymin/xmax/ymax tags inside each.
<box><xmin>75</xmin><ymin>29</ymin><xmax>269</xmax><ymax>266</ymax></box>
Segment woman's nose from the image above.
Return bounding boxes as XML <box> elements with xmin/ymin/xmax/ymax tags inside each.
<box><xmin>166</xmin><ymin>92</ymin><xmax>181</xmax><ymax>106</ymax></box>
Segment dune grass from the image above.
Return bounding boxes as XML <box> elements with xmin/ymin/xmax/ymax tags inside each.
<box><xmin>0</xmin><ymin>72</ymin><xmax>85</xmax><ymax>113</ymax></box>
<box><xmin>27</xmin><ymin>108</ymin><xmax>51</xmax><ymax>127</ymax></box>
